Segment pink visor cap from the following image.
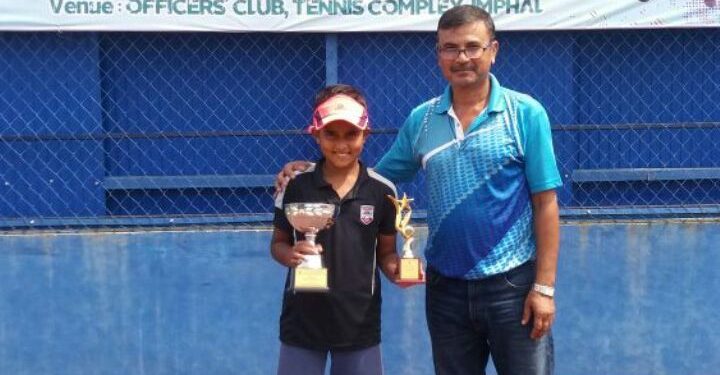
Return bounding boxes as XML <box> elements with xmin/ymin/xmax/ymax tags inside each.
<box><xmin>307</xmin><ymin>94</ymin><xmax>369</xmax><ymax>133</ymax></box>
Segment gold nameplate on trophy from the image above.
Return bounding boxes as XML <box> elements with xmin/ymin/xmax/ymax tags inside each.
<box><xmin>399</xmin><ymin>257</ymin><xmax>421</xmax><ymax>281</ymax></box>
<box><xmin>294</xmin><ymin>268</ymin><xmax>329</xmax><ymax>292</ymax></box>
<box><xmin>388</xmin><ymin>193</ymin><xmax>425</xmax><ymax>285</ymax></box>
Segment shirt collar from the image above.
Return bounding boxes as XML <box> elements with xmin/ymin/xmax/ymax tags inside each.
<box><xmin>312</xmin><ymin>158</ymin><xmax>369</xmax><ymax>199</ymax></box>
<box><xmin>312</xmin><ymin>158</ymin><xmax>330</xmax><ymax>188</ymax></box>
<box><xmin>435</xmin><ymin>73</ymin><xmax>506</xmax><ymax>114</ymax></box>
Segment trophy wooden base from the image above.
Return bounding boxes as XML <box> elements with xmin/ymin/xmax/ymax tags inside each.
<box><xmin>293</xmin><ymin>267</ymin><xmax>329</xmax><ymax>292</ymax></box>
<box><xmin>397</xmin><ymin>257</ymin><xmax>424</xmax><ymax>285</ymax></box>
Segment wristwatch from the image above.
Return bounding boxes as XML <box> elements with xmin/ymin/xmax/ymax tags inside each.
<box><xmin>532</xmin><ymin>283</ymin><xmax>555</xmax><ymax>298</ymax></box>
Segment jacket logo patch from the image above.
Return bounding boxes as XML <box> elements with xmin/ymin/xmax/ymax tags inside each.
<box><xmin>360</xmin><ymin>205</ymin><xmax>374</xmax><ymax>225</ymax></box>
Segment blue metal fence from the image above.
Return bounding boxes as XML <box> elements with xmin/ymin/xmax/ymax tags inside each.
<box><xmin>0</xmin><ymin>29</ymin><xmax>719</xmax><ymax>229</ymax></box>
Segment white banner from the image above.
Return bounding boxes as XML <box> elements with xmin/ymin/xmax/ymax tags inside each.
<box><xmin>0</xmin><ymin>0</ymin><xmax>719</xmax><ymax>32</ymax></box>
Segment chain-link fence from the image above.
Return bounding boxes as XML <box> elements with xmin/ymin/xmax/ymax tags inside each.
<box><xmin>0</xmin><ymin>28</ymin><xmax>719</xmax><ymax>230</ymax></box>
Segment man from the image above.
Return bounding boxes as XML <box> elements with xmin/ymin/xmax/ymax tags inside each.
<box><xmin>277</xmin><ymin>5</ymin><xmax>561</xmax><ymax>374</ymax></box>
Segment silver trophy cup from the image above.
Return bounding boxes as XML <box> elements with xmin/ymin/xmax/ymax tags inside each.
<box><xmin>284</xmin><ymin>203</ymin><xmax>335</xmax><ymax>269</ymax></box>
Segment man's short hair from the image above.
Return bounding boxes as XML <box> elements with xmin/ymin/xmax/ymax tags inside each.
<box><xmin>437</xmin><ymin>5</ymin><xmax>496</xmax><ymax>40</ymax></box>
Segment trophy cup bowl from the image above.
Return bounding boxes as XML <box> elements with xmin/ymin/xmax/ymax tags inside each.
<box><xmin>284</xmin><ymin>203</ymin><xmax>335</xmax><ymax>292</ymax></box>
<box><xmin>285</xmin><ymin>203</ymin><xmax>335</xmax><ymax>243</ymax></box>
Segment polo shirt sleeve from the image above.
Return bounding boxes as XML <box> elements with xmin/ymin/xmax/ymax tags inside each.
<box><xmin>273</xmin><ymin>179</ymin><xmax>297</xmax><ymax>234</ymax></box>
<box><xmin>374</xmin><ymin>113</ymin><xmax>422</xmax><ymax>184</ymax></box>
<box><xmin>517</xmin><ymin>97</ymin><xmax>563</xmax><ymax>193</ymax></box>
<box><xmin>378</xmin><ymin>188</ymin><xmax>398</xmax><ymax>236</ymax></box>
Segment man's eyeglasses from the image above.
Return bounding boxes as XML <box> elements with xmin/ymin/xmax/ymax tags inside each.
<box><xmin>437</xmin><ymin>42</ymin><xmax>493</xmax><ymax>60</ymax></box>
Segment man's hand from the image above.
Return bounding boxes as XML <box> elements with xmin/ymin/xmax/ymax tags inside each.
<box><xmin>522</xmin><ymin>290</ymin><xmax>556</xmax><ymax>340</ymax></box>
<box><xmin>274</xmin><ymin>161</ymin><xmax>313</xmax><ymax>194</ymax></box>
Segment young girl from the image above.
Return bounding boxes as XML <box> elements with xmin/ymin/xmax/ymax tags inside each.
<box><xmin>271</xmin><ymin>84</ymin><xmax>402</xmax><ymax>375</ymax></box>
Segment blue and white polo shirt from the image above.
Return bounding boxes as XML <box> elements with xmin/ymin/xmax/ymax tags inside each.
<box><xmin>375</xmin><ymin>74</ymin><xmax>562</xmax><ymax>279</ymax></box>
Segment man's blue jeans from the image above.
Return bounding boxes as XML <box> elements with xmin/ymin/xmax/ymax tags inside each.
<box><xmin>425</xmin><ymin>261</ymin><xmax>554</xmax><ymax>375</ymax></box>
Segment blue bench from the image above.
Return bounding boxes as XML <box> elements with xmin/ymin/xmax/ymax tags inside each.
<box><xmin>103</xmin><ymin>174</ymin><xmax>276</xmax><ymax>190</ymax></box>
<box><xmin>571</xmin><ymin>167</ymin><xmax>720</xmax><ymax>183</ymax></box>
<box><xmin>104</xmin><ymin>169</ymin><xmax>720</xmax><ymax>190</ymax></box>
<box><xmin>565</xmin><ymin>167</ymin><xmax>720</xmax><ymax>218</ymax></box>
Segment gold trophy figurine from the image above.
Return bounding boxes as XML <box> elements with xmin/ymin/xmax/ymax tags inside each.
<box><xmin>388</xmin><ymin>193</ymin><xmax>424</xmax><ymax>283</ymax></box>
